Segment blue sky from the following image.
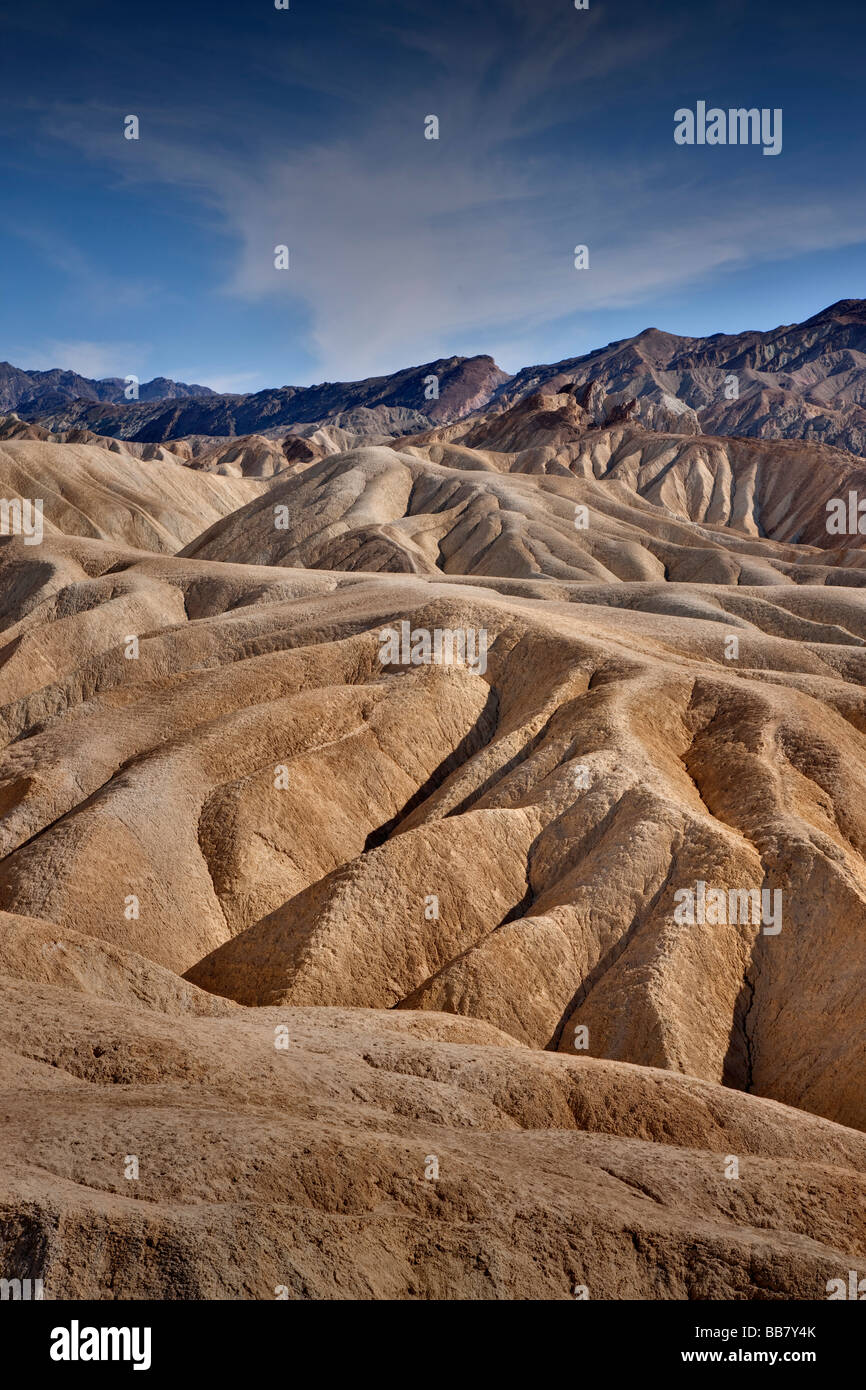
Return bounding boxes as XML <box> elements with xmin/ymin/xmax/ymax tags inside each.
<box><xmin>1</xmin><ymin>0</ymin><xmax>864</xmax><ymax>390</ymax></box>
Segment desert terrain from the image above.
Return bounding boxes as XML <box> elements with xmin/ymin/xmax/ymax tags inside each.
<box><xmin>1</xmin><ymin>315</ymin><xmax>865</xmax><ymax>1300</ymax></box>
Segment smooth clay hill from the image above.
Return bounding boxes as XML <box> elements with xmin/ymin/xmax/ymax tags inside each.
<box><xmin>0</xmin><ymin>402</ymin><xmax>865</xmax><ymax>1299</ymax></box>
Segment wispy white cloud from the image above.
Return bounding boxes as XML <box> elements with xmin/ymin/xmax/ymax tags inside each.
<box><xmin>163</xmin><ymin>369</ymin><xmax>263</xmax><ymax>393</ymax></box>
<box><xmin>12</xmin><ymin>338</ymin><xmax>149</xmax><ymax>378</ymax></box>
<box><xmin>207</xmin><ymin>144</ymin><xmax>866</xmax><ymax>378</ymax></box>
<box><xmin>26</xmin><ymin>3</ymin><xmax>866</xmax><ymax>382</ymax></box>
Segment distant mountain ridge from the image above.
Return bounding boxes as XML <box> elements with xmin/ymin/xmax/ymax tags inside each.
<box><xmin>9</xmin><ymin>299</ymin><xmax>866</xmax><ymax>456</ymax></box>
<box><xmin>488</xmin><ymin>299</ymin><xmax>866</xmax><ymax>455</ymax></box>
<box><xmin>0</xmin><ymin>363</ymin><xmax>216</xmax><ymax>415</ymax></box>
<box><xmin>10</xmin><ymin>355</ymin><xmax>509</xmax><ymax>445</ymax></box>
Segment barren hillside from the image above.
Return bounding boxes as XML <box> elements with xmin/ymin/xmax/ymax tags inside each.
<box><xmin>1</xmin><ymin>418</ymin><xmax>864</xmax><ymax>1299</ymax></box>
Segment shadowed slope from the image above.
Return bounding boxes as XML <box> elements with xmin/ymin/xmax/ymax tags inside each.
<box><xmin>1</xmin><ymin>532</ymin><xmax>864</xmax><ymax>1127</ymax></box>
<box><xmin>179</xmin><ymin>416</ymin><xmax>866</xmax><ymax>582</ymax></box>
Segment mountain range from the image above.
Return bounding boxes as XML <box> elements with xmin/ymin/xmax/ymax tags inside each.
<box><xmin>0</xmin><ymin>362</ymin><xmax>215</xmax><ymax>415</ymax></box>
<box><xmin>8</xmin><ymin>299</ymin><xmax>866</xmax><ymax>457</ymax></box>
